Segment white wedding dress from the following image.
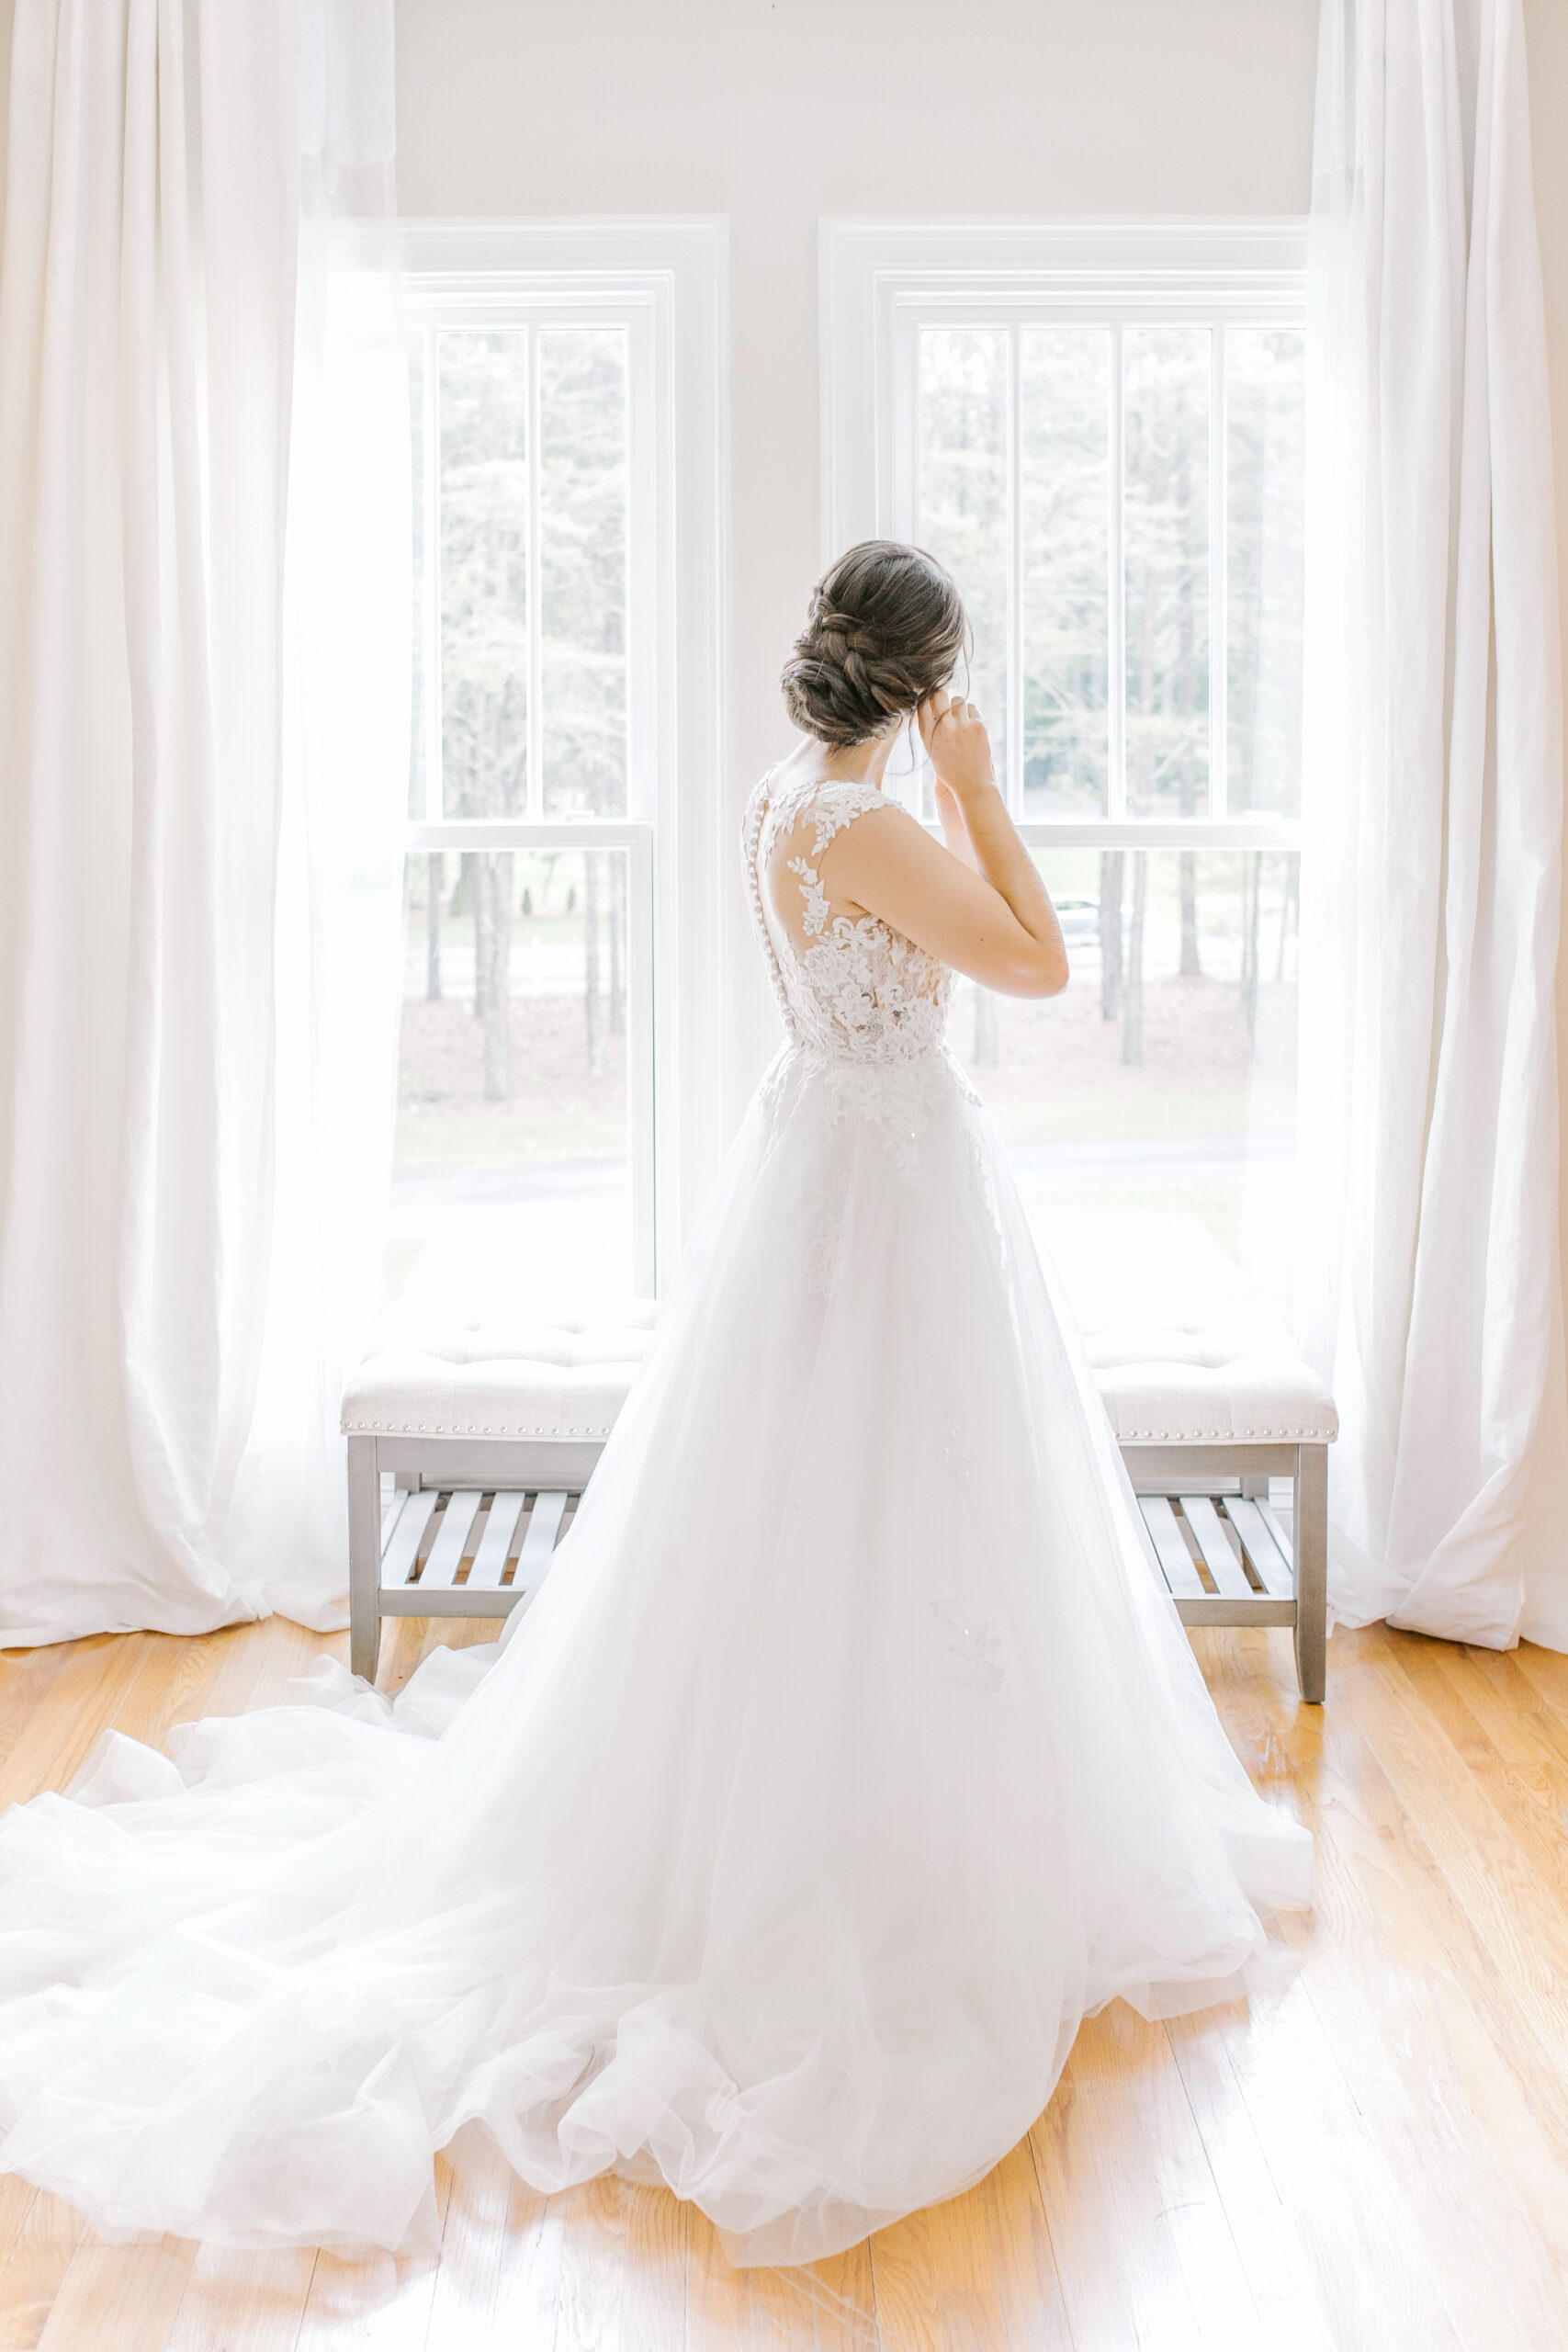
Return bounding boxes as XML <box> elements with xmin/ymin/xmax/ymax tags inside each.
<box><xmin>0</xmin><ymin>769</ymin><xmax>1311</xmax><ymax>2266</ymax></box>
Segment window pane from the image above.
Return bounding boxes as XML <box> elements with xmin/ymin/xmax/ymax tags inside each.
<box><xmin>540</xmin><ymin>330</ymin><xmax>629</xmax><ymax>818</ymax></box>
<box><xmin>1123</xmin><ymin>327</ymin><xmax>1210</xmax><ymax>819</ymax></box>
<box><xmin>408</xmin><ymin>334</ymin><xmax>427</xmax><ymax>820</ymax></box>
<box><xmin>1227</xmin><ymin>329</ymin><xmax>1305</xmax><ymax>818</ymax></box>
<box><xmin>953</xmin><ymin>848</ymin><xmax>1298</xmax><ymax>1329</ymax></box>
<box><xmin>382</xmin><ymin>847</ymin><xmax>635</xmax><ymax>1321</ymax></box>
<box><xmin>1021</xmin><ymin>329</ymin><xmax>1110</xmax><ymax>816</ymax></box>
<box><xmin>918</xmin><ymin>329</ymin><xmax>1007</xmax><ymax>814</ymax></box>
<box><xmin>438</xmin><ymin>332</ymin><xmax>530</xmax><ymax>819</ymax></box>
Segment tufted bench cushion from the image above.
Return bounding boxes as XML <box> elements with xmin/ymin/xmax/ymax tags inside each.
<box><xmin>1081</xmin><ymin>1303</ymin><xmax>1338</xmax><ymax>1446</ymax></box>
<box><xmin>342</xmin><ymin>1297</ymin><xmax>1335</xmax><ymax>1449</ymax></box>
<box><xmin>340</xmin><ymin>1303</ymin><xmax>658</xmax><ymax>1443</ymax></box>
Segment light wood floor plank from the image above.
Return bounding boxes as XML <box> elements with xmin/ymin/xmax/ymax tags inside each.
<box><xmin>1029</xmin><ymin>2002</ymin><xmax>1261</xmax><ymax>2352</ymax></box>
<box><xmin>962</xmin><ymin>2142</ymin><xmax>1073</xmax><ymax>2352</ymax></box>
<box><xmin>33</xmin><ymin>2238</ymin><xmax>192</xmax><ymax>2352</ymax></box>
<box><xmin>162</xmin><ymin>2245</ymin><xmax>318</xmax><ymax>2352</ymax></box>
<box><xmin>1354</xmin><ymin>1652</ymin><xmax>1568</xmax><ymax>2047</ymax></box>
<box><xmin>0</xmin><ymin>1646</ymin><xmax>74</xmax><ymax>1785</ymax></box>
<box><xmin>0</xmin><ymin>2190</ymin><xmax>85</xmax><ymax>2352</ymax></box>
<box><xmin>549</xmin><ymin>2174</ymin><xmax>622</xmax><ymax>2352</ymax></box>
<box><xmin>107</xmin><ymin>1625</ymin><xmax>254</xmax><ymax>1753</ymax></box>
<box><xmin>293</xmin><ymin>2178</ymin><xmax>449</xmax><ymax>2351</ymax></box>
<box><xmin>805</xmin><ymin>2236</ymin><xmax>880</xmax><ymax>2352</ymax></box>
<box><xmin>0</xmin><ymin>1635</ymin><xmax>156</xmax><ymax>1807</ymax></box>
<box><xmin>1502</xmin><ymin>1637</ymin><xmax>1568</xmax><ymax>1724</ymax></box>
<box><xmin>618</xmin><ymin>2178</ymin><xmax>687</xmax><ymax>2352</ymax></box>
<box><xmin>1197</xmin><ymin>1625</ymin><xmax>1554</xmax><ymax>2350</ymax></box>
<box><xmin>919</xmin><ymin>2175</ymin><xmax>1013</xmax><ymax>2352</ymax></box>
<box><xmin>1201</xmin><ymin>1970</ymin><xmax>1464</xmax><ymax>2352</ymax></box>
<box><xmin>0</xmin><ymin>2177</ymin><xmax>41</xmax><ymax>2290</ymax></box>
<box><xmin>863</xmin><ymin>2203</ymin><xmax>946</xmax><ymax>2352</ymax></box>
<box><xmin>1163</xmin><ymin>2007</ymin><xmax>1339</xmax><ymax>2352</ymax></box>
<box><xmin>423</xmin><ymin>2132</ymin><xmax>562</xmax><ymax>2352</ymax></box>
<box><xmin>687</xmin><ymin>2208</ymin><xmax>876</xmax><ymax>2352</ymax></box>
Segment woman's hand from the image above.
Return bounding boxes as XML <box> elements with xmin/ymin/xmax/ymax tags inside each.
<box><xmin>918</xmin><ymin>689</ymin><xmax>995</xmax><ymax>801</ymax></box>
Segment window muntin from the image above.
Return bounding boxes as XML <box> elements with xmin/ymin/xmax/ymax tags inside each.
<box><xmin>1021</xmin><ymin>328</ymin><xmax>1111</xmax><ymax>818</ymax></box>
<box><xmin>910</xmin><ymin>314</ymin><xmax>1304</xmax><ymax>829</ymax></box>
<box><xmin>861</xmin><ymin>232</ymin><xmax>1307</xmax><ymax>1329</ymax></box>
<box><xmin>412</xmin><ymin>323</ymin><xmax>633</xmax><ymax>824</ymax></box>
<box><xmin>387</xmin><ymin>297</ymin><xmax>654</xmax><ymax>1322</ymax></box>
<box><xmin>1224</xmin><ymin>329</ymin><xmax>1306</xmax><ymax>820</ymax></box>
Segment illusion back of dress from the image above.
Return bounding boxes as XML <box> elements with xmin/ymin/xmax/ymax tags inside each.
<box><xmin>742</xmin><ymin>770</ymin><xmax>953</xmax><ymax>1065</ymax></box>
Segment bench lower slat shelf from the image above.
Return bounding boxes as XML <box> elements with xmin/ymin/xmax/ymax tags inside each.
<box><xmin>348</xmin><ymin>1412</ymin><xmax>1331</xmax><ymax>1701</ymax></box>
<box><xmin>379</xmin><ymin>1587</ymin><xmax>535</xmax><ymax>1618</ymax></box>
<box><xmin>1138</xmin><ymin>1496</ymin><xmax>1209</xmax><ymax>1600</ymax></box>
<box><xmin>1225</xmin><ymin>1495</ymin><xmax>1295</xmax><ymax>1600</ymax></box>
<box><xmin>1169</xmin><ymin>1595</ymin><xmax>1299</xmax><ymax>1627</ymax></box>
<box><xmin>1178</xmin><ymin>1494</ymin><xmax>1256</xmax><ymax>1601</ymax></box>
<box><xmin>1134</xmin><ymin>1461</ymin><xmax>1325</xmax><ymax>1701</ymax></box>
<box><xmin>357</xmin><ymin>1483</ymin><xmax>577</xmax><ymax>1646</ymax></box>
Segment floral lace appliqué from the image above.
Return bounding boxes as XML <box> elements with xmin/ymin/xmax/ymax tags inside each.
<box><xmin>931</xmin><ymin>1599</ymin><xmax>1004</xmax><ymax>1697</ymax></box>
<box><xmin>787</xmin><ymin>854</ymin><xmax>829</xmax><ymax>940</ymax></box>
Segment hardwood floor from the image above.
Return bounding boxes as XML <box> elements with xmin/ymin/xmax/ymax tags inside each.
<box><xmin>2</xmin><ymin>1609</ymin><xmax>1567</xmax><ymax>2351</ymax></box>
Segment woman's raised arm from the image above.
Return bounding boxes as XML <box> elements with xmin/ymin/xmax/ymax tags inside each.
<box><xmin>820</xmin><ymin>693</ymin><xmax>1069</xmax><ymax>1000</ymax></box>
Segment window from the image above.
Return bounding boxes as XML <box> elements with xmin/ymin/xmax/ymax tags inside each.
<box><xmin>385</xmin><ymin>222</ymin><xmax>726</xmax><ymax>1328</ymax></box>
<box><xmin>825</xmin><ymin>220</ymin><xmax>1307</xmax><ymax>1329</ymax></box>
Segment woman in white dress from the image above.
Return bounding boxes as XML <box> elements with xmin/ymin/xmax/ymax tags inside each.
<box><xmin>0</xmin><ymin>542</ymin><xmax>1310</xmax><ymax>2267</ymax></box>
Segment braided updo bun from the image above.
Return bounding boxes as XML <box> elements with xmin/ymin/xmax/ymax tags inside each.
<box><xmin>781</xmin><ymin>541</ymin><xmax>968</xmax><ymax>747</ymax></box>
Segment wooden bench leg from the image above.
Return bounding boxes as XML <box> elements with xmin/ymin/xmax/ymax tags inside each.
<box><xmin>1293</xmin><ymin>1442</ymin><xmax>1327</xmax><ymax>1704</ymax></box>
<box><xmin>347</xmin><ymin>1434</ymin><xmax>383</xmax><ymax>1684</ymax></box>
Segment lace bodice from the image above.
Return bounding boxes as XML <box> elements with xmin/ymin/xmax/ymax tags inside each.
<box><xmin>742</xmin><ymin>769</ymin><xmax>953</xmax><ymax>1065</ymax></box>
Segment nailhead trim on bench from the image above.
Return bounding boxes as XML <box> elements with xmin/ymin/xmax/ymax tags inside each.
<box><xmin>344</xmin><ymin>1418</ymin><xmax>1337</xmax><ymax>1442</ymax></box>
<box><xmin>1116</xmin><ymin>1425</ymin><xmax>1337</xmax><ymax>1442</ymax></box>
<box><xmin>343</xmin><ymin>1420</ymin><xmax>618</xmax><ymax>1438</ymax></box>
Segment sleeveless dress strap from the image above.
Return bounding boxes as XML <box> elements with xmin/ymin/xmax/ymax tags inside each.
<box><xmin>798</xmin><ymin>777</ymin><xmax>892</xmax><ymax>855</ymax></box>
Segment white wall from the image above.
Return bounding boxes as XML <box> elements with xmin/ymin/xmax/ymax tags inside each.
<box><xmin>394</xmin><ymin>0</ymin><xmax>1322</xmax><ymax>1110</ymax></box>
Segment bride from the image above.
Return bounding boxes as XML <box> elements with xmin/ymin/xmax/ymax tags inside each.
<box><xmin>0</xmin><ymin>540</ymin><xmax>1311</xmax><ymax>2267</ymax></box>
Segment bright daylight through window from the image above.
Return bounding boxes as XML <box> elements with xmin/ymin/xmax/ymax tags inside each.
<box><xmin>898</xmin><ymin>280</ymin><xmax>1304</xmax><ymax>1329</ymax></box>
<box><xmin>382</xmin><ymin>309</ymin><xmax>653</xmax><ymax>1328</ymax></box>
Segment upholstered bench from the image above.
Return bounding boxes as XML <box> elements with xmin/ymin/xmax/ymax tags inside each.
<box><xmin>342</xmin><ymin>1306</ymin><xmax>656</xmax><ymax>1682</ymax></box>
<box><xmin>1084</xmin><ymin>1304</ymin><xmax>1337</xmax><ymax>1703</ymax></box>
<box><xmin>342</xmin><ymin>1300</ymin><xmax>1335</xmax><ymax>1701</ymax></box>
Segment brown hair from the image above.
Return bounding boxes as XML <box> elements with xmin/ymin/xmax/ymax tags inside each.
<box><xmin>781</xmin><ymin>541</ymin><xmax>968</xmax><ymax>747</ymax></box>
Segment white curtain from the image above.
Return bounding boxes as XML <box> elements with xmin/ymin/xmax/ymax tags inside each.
<box><xmin>1298</xmin><ymin>0</ymin><xmax>1568</xmax><ymax>1648</ymax></box>
<box><xmin>0</xmin><ymin>0</ymin><xmax>407</xmax><ymax>1645</ymax></box>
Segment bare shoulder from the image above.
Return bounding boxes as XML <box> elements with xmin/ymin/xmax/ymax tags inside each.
<box><xmin>818</xmin><ymin>796</ymin><xmax>947</xmax><ymax>878</ymax></box>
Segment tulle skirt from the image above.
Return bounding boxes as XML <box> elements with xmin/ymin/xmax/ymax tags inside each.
<box><xmin>0</xmin><ymin>1039</ymin><xmax>1311</xmax><ymax>2265</ymax></box>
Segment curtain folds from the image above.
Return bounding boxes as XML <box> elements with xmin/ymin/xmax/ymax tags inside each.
<box><xmin>1299</xmin><ymin>0</ymin><xmax>1568</xmax><ymax>1647</ymax></box>
<box><xmin>0</xmin><ymin>0</ymin><xmax>406</xmax><ymax>1645</ymax></box>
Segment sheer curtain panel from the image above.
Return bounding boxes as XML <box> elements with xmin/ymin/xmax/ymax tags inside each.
<box><xmin>1298</xmin><ymin>0</ymin><xmax>1568</xmax><ymax>1647</ymax></box>
<box><xmin>0</xmin><ymin>0</ymin><xmax>406</xmax><ymax>1644</ymax></box>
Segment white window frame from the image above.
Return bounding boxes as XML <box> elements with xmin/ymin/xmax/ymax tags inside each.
<box><xmin>820</xmin><ymin>218</ymin><xmax>1308</xmax><ymax>854</ymax></box>
<box><xmin>399</xmin><ymin>220</ymin><xmax>728</xmax><ymax>1291</ymax></box>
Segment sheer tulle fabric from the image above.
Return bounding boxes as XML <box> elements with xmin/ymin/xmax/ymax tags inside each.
<box><xmin>0</xmin><ymin>775</ymin><xmax>1311</xmax><ymax>2265</ymax></box>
